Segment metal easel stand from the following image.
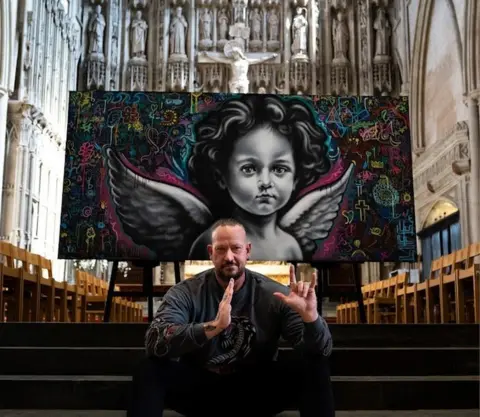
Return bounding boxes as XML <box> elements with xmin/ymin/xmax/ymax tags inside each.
<box><xmin>104</xmin><ymin>260</ymin><xmax>183</xmax><ymax>323</ymax></box>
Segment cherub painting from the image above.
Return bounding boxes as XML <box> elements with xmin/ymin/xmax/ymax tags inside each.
<box><xmin>105</xmin><ymin>94</ymin><xmax>354</xmax><ymax>261</ymax></box>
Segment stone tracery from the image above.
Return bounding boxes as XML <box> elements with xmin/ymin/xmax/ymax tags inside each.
<box><xmin>72</xmin><ymin>0</ymin><xmax>398</xmax><ymax>96</ymax></box>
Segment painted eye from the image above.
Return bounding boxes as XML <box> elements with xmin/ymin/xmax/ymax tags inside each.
<box><xmin>273</xmin><ymin>166</ymin><xmax>288</xmax><ymax>175</ymax></box>
<box><xmin>240</xmin><ymin>165</ymin><xmax>256</xmax><ymax>175</ymax></box>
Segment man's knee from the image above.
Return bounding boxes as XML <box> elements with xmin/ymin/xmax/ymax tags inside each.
<box><xmin>132</xmin><ymin>355</ymin><xmax>172</xmax><ymax>384</ymax></box>
<box><xmin>282</xmin><ymin>352</ymin><xmax>332</xmax><ymax>384</ymax></box>
<box><xmin>302</xmin><ymin>354</ymin><xmax>332</xmax><ymax>377</ymax></box>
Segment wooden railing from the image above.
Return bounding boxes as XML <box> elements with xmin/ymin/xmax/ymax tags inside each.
<box><xmin>0</xmin><ymin>241</ymin><xmax>143</xmax><ymax>322</ymax></box>
<box><xmin>336</xmin><ymin>243</ymin><xmax>480</xmax><ymax>324</ymax></box>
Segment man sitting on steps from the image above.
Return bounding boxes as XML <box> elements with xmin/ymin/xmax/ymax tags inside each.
<box><xmin>128</xmin><ymin>218</ymin><xmax>335</xmax><ymax>417</ymax></box>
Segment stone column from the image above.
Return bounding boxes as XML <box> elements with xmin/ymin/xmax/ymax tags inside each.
<box><xmin>283</xmin><ymin>3</ymin><xmax>292</xmax><ymax>92</ymax></box>
<box><xmin>0</xmin><ymin>92</ymin><xmax>8</xmax><ymax>223</ymax></box>
<box><xmin>1</xmin><ymin>111</ymin><xmax>31</xmax><ymax>246</ymax></box>
<box><xmin>308</xmin><ymin>0</ymin><xmax>317</xmax><ymax>94</ymax></box>
<box><xmin>188</xmin><ymin>0</ymin><xmax>195</xmax><ymax>91</ymax></box>
<box><xmin>468</xmin><ymin>95</ymin><xmax>480</xmax><ymax>243</ymax></box>
<box><xmin>19</xmin><ymin>142</ymin><xmax>30</xmax><ymax>248</ymax></box>
<box><xmin>360</xmin><ymin>262</ymin><xmax>381</xmax><ymax>284</ymax></box>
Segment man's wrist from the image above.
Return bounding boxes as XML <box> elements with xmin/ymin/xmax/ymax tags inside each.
<box><xmin>300</xmin><ymin>311</ymin><xmax>319</xmax><ymax>323</ymax></box>
<box><xmin>203</xmin><ymin>321</ymin><xmax>224</xmax><ymax>339</ymax></box>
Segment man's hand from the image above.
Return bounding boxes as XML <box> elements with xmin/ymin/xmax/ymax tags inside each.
<box><xmin>203</xmin><ymin>278</ymin><xmax>234</xmax><ymax>339</ymax></box>
<box><xmin>214</xmin><ymin>278</ymin><xmax>234</xmax><ymax>330</ymax></box>
<box><xmin>273</xmin><ymin>264</ymin><xmax>319</xmax><ymax>323</ymax></box>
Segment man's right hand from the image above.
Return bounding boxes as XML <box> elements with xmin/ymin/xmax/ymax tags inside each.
<box><xmin>214</xmin><ymin>278</ymin><xmax>234</xmax><ymax>329</ymax></box>
<box><xmin>203</xmin><ymin>278</ymin><xmax>234</xmax><ymax>339</ymax></box>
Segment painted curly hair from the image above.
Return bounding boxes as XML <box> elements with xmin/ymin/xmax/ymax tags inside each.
<box><xmin>188</xmin><ymin>94</ymin><xmax>331</xmax><ymax>211</ymax></box>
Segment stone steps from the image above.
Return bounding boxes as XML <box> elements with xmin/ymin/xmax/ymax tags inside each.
<box><xmin>1</xmin><ymin>346</ymin><xmax>477</xmax><ymax>376</ymax></box>
<box><xmin>0</xmin><ymin>410</ymin><xmax>479</xmax><ymax>417</ymax></box>
<box><xmin>0</xmin><ymin>323</ymin><xmax>478</xmax><ymax>411</ymax></box>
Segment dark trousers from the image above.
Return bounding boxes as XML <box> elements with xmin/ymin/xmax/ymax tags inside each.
<box><xmin>127</xmin><ymin>352</ymin><xmax>335</xmax><ymax>417</ymax></box>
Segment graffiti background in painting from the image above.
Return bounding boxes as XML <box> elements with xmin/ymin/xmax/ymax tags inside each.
<box><xmin>59</xmin><ymin>92</ymin><xmax>416</xmax><ymax>262</ymax></box>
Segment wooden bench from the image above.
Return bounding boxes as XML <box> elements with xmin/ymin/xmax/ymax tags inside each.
<box><xmin>0</xmin><ymin>241</ymin><xmax>144</xmax><ymax>323</ymax></box>
<box><xmin>399</xmin><ymin>244</ymin><xmax>480</xmax><ymax>324</ymax></box>
<box><xmin>337</xmin><ymin>242</ymin><xmax>480</xmax><ymax>325</ymax></box>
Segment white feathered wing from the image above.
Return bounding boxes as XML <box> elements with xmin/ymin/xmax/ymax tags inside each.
<box><xmin>105</xmin><ymin>147</ymin><xmax>213</xmax><ymax>259</ymax></box>
<box><xmin>279</xmin><ymin>163</ymin><xmax>355</xmax><ymax>255</ymax></box>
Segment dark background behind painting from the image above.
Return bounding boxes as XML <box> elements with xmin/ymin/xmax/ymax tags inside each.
<box><xmin>58</xmin><ymin>92</ymin><xmax>416</xmax><ymax>262</ymax></box>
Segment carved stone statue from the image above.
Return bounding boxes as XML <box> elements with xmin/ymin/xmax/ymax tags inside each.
<box><xmin>333</xmin><ymin>10</ymin><xmax>349</xmax><ymax>62</ymax></box>
<box><xmin>374</xmin><ymin>8</ymin><xmax>391</xmax><ymax>57</ymax></box>
<box><xmin>232</xmin><ymin>0</ymin><xmax>247</xmax><ymax>24</ymax></box>
<box><xmin>203</xmin><ymin>43</ymin><xmax>277</xmax><ymax>93</ymax></box>
<box><xmin>275</xmin><ymin>81</ymin><xmax>287</xmax><ymax>94</ymax></box>
<box><xmin>199</xmin><ymin>9</ymin><xmax>212</xmax><ymax>41</ymax></box>
<box><xmin>257</xmin><ymin>86</ymin><xmax>267</xmax><ymax>94</ymax></box>
<box><xmin>131</xmin><ymin>10</ymin><xmax>148</xmax><ymax>59</ymax></box>
<box><xmin>291</xmin><ymin>8</ymin><xmax>308</xmax><ymax>58</ymax></box>
<box><xmin>169</xmin><ymin>7</ymin><xmax>188</xmax><ymax>58</ymax></box>
<box><xmin>193</xmin><ymin>80</ymin><xmax>204</xmax><ymax>92</ymax></box>
<box><xmin>250</xmin><ymin>9</ymin><xmax>262</xmax><ymax>41</ymax></box>
<box><xmin>218</xmin><ymin>10</ymin><xmax>229</xmax><ymax>40</ymax></box>
<box><xmin>88</xmin><ymin>5</ymin><xmax>106</xmax><ymax>55</ymax></box>
<box><xmin>268</xmin><ymin>9</ymin><xmax>279</xmax><ymax>41</ymax></box>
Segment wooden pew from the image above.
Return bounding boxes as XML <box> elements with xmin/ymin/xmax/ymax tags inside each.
<box><xmin>393</xmin><ymin>272</ymin><xmax>411</xmax><ymax>323</ymax></box>
<box><xmin>364</xmin><ymin>277</ymin><xmax>398</xmax><ymax>324</ymax></box>
<box><xmin>1</xmin><ymin>241</ymin><xmax>144</xmax><ymax>323</ymax></box>
<box><xmin>82</xmin><ymin>272</ymin><xmax>143</xmax><ymax>323</ymax></box>
<box><xmin>0</xmin><ymin>241</ymin><xmax>25</xmax><ymax>321</ymax></box>
<box><xmin>455</xmin><ymin>243</ymin><xmax>480</xmax><ymax>323</ymax></box>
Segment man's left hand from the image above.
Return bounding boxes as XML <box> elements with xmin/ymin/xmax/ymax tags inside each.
<box><xmin>273</xmin><ymin>264</ymin><xmax>319</xmax><ymax>323</ymax></box>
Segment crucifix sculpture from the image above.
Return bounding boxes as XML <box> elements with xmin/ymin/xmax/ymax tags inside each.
<box><xmin>202</xmin><ymin>41</ymin><xmax>277</xmax><ymax>93</ymax></box>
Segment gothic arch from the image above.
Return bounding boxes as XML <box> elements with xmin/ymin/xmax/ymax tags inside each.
<box><xmin>410</xmin><ymin>0</ymin><xmax>466</xmax><ymax>155</ymax></box>
<box><xmin>0</xmin><ymin>0</ymin><xmax>13</xmax><ymax>95</ymax></box>
<box><xmin>421</xmin><ymin>198</ymin><xmax>459</xmax><ymax>230</ymax></box>
<box><xmin>465</xmin><ymin>0</ymin><xmax>479</xmax><ymax>92</ymax></box>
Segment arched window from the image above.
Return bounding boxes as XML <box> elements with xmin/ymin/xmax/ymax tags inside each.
<box><xmin>417</xmin><ymin>199</ymin><xmax>461</xmax><ymax>280</ymax></box>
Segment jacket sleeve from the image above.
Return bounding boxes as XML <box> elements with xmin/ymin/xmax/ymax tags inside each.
<box><xmin>145</xmin><ymin>284</ymin><xmax>209</xmax><ymax>358</ymax></box>
<box><xmin>279</xmin><ymin>302</ymin><xmax>333</xmax><ymax>357</ymax></box>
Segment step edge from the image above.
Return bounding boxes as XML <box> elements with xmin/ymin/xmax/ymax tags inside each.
<box><xmin>0</xmin><ymin>346</ymin><xmax>478</xmax><ymax>351</ymax></box>
<box><xmin>0</xmin><ymin>375</ymin><xmax>479</xmax><ymax>382</ymax></box>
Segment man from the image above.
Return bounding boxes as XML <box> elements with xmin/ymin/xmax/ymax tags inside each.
<box><xmin>128</xmin><ymin>219</ymin><xmax>335</xmax><ymax>417</ymax></box>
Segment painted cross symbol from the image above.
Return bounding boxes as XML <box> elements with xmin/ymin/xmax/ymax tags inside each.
<box><xmin>354</xmin><ymin>179</ymin><xmax>364</xmax><ymax>197</ymax></box>
<box><xmin>355</xmin><ymin>200</ymin><xmax>370</xmax><ymax>222</ymax></box>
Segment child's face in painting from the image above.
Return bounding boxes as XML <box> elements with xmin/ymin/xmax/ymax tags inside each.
<box><xmin>222</xmin><ymin>126</ymin><xmax>296</xmax><ymax>216</ymax></box>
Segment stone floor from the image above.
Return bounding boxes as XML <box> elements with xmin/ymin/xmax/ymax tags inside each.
<box><xmin>0</xmin><ymin>411</ymin><xmax>478</xmax><ymax>417</ymax></box>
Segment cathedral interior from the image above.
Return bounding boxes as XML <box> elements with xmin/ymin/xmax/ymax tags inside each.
<box><xmin>0</xmin><ymin>0</ymin><xmax>479</xmax><ymax>317</ymax></box>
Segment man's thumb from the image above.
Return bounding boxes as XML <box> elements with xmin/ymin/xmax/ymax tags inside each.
<box><xmin>273</xmin><ymin>292</ymin><xmax>288</xmax><ymax>302</ymax></box>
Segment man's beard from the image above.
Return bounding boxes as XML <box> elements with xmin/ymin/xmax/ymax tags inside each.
<box><xmin>216</xmin><ymin>263</ymin><xmax>245</xmax><ymax>282</ymax></box>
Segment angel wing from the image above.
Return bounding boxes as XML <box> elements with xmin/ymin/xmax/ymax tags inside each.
<box><xmin>279</xmin><ymin>163</ymin><xmax>355</xmax><ymax>255</ymax></box>
<box><xmin>105</xmin><ymin>147</ymin><xmax>213</xmax><ymax>260</ymax></box>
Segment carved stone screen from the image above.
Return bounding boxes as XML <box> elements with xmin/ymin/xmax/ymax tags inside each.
<box><xmin>59</xmin><ymin>92</ymin><xmax>416</xmax><ymax>262</ymax></box>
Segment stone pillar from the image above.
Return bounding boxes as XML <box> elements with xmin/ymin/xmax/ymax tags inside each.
<box><xmin>360</xmin><ymin>262</ymin><xmax>381</xmax><ymax>284</ymax></box>
<box><xmin>188</xmin><ymin>0</ymin><xmax>195</xmax><ymax>91</ymax></box>
<box><xmin>1</xmin><ymin>108</ymin><xmax>30</xmax><ymax>246</ymax></box>
<box><xmin>308</xmin><ymin>0</ymin><xmax>317</xmax><ymax>94</ymax></box>
<box><xmin>468</xmin><ymin>96</ymin><xmax>480</xmax><ymax>243</ymax></box>
<box><xmin>283</xmin><ymin>2</ymin><xmax>292</xmax><ymax>92</ymax></box>
<box><xmin>18</xmin><ymin>141</ymin><xmax>30</xmax><ymax>248</ymax></box>
<box><xmin>0</xmin><ymin>92</ymin><xmax>8</xmax><ymax>223</ymax></box>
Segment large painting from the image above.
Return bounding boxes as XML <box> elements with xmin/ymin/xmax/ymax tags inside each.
<box><xmin>59</xmin><ymin>92</ymin><xmax>417</xmax><ymax>262</ymax></box>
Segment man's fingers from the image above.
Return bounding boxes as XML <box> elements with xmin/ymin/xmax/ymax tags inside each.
<box><xmin>289</xmin><ymin>264</ymin><xmax>297</xmax><ymax>286</ymax></box>
<box><xmin>310</xmin><ymin>269</ymin><xmax>317</xmax><ymax>290</ymax></box>
<box><xmin>297</xmin><ymin>281</ymin><xmax>304</xmax><ymax>295</ymax></box>
<box><xmin>223</xmin><ymin>279</ymin><xmax>235</xmax><ymax>304</ymax></box>
<box><xmin>273</xmin><ymin>292</ymin><xmax>288</xmax><ymax>303</ymax></box>
<box><xmin>302</xmin><ymin>281</ymin><xmax>310</xmax><ymax>298</ymax></box>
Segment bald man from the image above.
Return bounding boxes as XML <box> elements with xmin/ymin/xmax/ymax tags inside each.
<box><xmin>128</xmin><ymin>218</ymin><xmax>335</xmax><ymax>417</ymax></box>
